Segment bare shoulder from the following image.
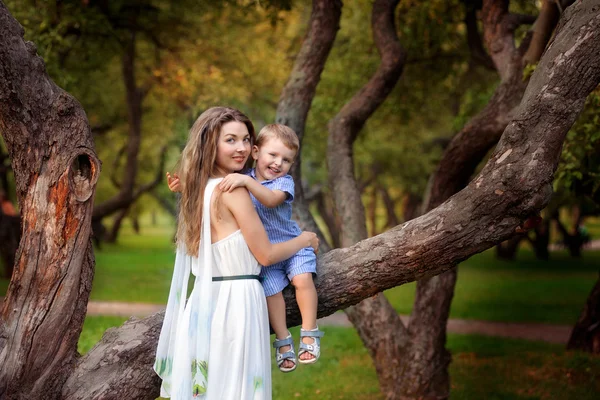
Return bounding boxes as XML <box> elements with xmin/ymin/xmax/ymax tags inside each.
<box><xmin>220</xmin><ymin>186</ymin><xmax>253</xmax><ymax>209</ymax></box>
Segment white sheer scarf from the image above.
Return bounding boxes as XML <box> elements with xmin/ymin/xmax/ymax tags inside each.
<box><xmin>154</xmin><ymin>178</ymin><xmax>221</xmax><ymax>398</ymax></box>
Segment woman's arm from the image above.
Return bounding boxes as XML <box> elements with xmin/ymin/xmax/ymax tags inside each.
<box><xmin>222</xmin><ymin>187</ymin><xmax>317</xmax><ymax>266</ymax></box>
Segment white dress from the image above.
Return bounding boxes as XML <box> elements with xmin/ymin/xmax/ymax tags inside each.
<box><xmin>154</xmin><ymin>178</ymin><xmax>272</xmax><ymax>399</ymax></box>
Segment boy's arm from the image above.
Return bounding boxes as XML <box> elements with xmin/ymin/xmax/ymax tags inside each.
<box><xmin>219</xmin><ymin>174</ymin><xmax>287</xmax><ymax>208</ymax></box>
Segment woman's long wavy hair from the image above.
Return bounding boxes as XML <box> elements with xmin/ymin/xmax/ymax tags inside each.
<box><xmin>176</xmin><ymin>107</ymin><xmax>255</xmax><ymax>255</ymax></box>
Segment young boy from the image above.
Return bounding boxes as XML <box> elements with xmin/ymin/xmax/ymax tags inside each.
<box><xmin>218</xmin><ymin>124</ymin><xmax>323</xmax><ymax>373</ymax></box>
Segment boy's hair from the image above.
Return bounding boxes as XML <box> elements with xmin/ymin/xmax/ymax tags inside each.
<box><xmin>256</xmin><ymin>124</ymin><xmax>299</xmax><ymax>153</ymax></box>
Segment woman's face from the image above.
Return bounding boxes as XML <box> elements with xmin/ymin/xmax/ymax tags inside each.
<box><xmin>214</xmin><ymin>121</ymin><xmax>251</xmax><ymax>175</ymax></box>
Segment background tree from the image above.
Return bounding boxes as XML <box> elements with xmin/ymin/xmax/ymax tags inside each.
<box><xmin>1</xmin><ymin>0</ymin><xmax>600</xmax><ymax>399</ymax></box>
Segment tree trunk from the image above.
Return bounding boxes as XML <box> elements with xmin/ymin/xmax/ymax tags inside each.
<box><xmin>315</xmin><ymin>191</ymin><xmax>341</xmax><ymax>248</ymax></box>
<box><xmin>275</xmin><ymin>0</ymin><xmax>342</xmax><ymax>250</ymax></box>
<box><xmin>105</xmin><ymin>207</ymin><xmax>129</xmax><ymax>243</ymax></box>
<box><xmin>530</xmin><ymin>217</ymin><xmax>550</xmax><ymax>260</ymax></box>
<box><xmin>91</xmin><ymin>30</ymin><xmax>145</xmax><ymax>222</ymax></box>
<box><xmin>70</xmin><ymin>1</ymin><xmax>600</xmax><ymax>397</ymax></box>
<box><xmin>393</xmin><ymin>1</ymin><xmax>571</xmax><ymax>397</ymax></box>
<box><xmin>0</xmin><ymin>2</ymin><xmax>100</xmax><ymax>398</ymax></box>
<box><xmin>567</xmin><ymin>273</ymin><xmax>600</xmax><ymax>353</ymax></box>
<box><xmin>368</xmin><ymin>186</ymin><xmax>379</xmax><ymax>236</ymax></box>
<box><xmin>401</xmin><ymin>191</ymin><xmax>420</xmax><ymax>223</ymax></box>
<box><xmin>2</xmin><ymin>0</ymin><xmax>600</xmax><ymax>398</ymax></box>
<box><xmin>0</xmin><ymin>213</ymin><xmax>20</xmax><ymax>279</ymax></box>
<box><xmin>554</xmin><ymin>213</ymin><xmax>585</xmax><ymax>257</ymax></box>
<box><xmin>327</xmin><ymin>0</ymin><xmax>410</xmax><ymax>397</ymax></box>
<box><xmin>496</xmin><ymin>235</ymin><xmax>523</xmax><ymax>260</ymax></box>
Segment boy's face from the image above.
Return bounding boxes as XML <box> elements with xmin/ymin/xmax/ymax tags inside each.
<box><xmin>252</xmin><ymin>137</ymin><xmax>297</xmax><ymax>182</ymax></box>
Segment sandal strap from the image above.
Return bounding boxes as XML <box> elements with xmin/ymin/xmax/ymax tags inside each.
<box><xmin>300</xmin><ymin>329</ymin><xmax>324</xmax><ymax>338</ymax></box>
<box><xmin>273</xmin><ymin>336</ymin><xmax>293</xmax><ymax>348</ymax></box>
<box><xmin>298</xmin><ymin>341</ymin><xmax>318</xmax><ymax>352</ymax></box>
<box><xmin>276</xmin><ymin>350</ymin><xmax>296</xmax><ymax>363</ymax></box>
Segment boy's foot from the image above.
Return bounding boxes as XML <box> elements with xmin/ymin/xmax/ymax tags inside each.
<box><xmin>299</xmin><ymin>336</ymin><xmax>316</xmax><ymax>362</ymax></box>
<box><xmin>273</xmin><ymin>333</ymin><xmax>297</xmax><ymax>372</ymax></box>
<box><xmin>279</xmin><ymin>344</ymin><xmax>295</xmax><ymax>369</ymax></box>
<box><xmin>298</xmin><ymin>327</ymin><xmax>324</xmax><ymax>365</ymax></box>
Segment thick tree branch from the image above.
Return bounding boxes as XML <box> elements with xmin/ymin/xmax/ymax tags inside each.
<box><xmin>64</xmin><ymin>3</ymin><xmax>600</xmax><ymax>396</ymax></box>
<box><xmin>523</xmin><ymin>1</ymin><xmax>561</xmax><ymax>64</ymax></box>
<box><xmin>92</xmin><ymin>31</ymin><xmax>144</xmax><ymax>220</ymax></box>
<box><xmin>275</xmin><ymin>0</ymin><xmax>341</xmax><ymax>241</ymax></box>
<box><xmin>464</xmin><ymin>0</ymin><xmax>496</xmax><ymax>70</ymax></box>
<box><xmin>275</xmin><ymin>0</ymin><xmax>342</xmax><ymax>252</ymax></box>
<box><xmin>328</xmin><ymin>0</ymin><xmax>406</xmax><ymax>247</ymax></box>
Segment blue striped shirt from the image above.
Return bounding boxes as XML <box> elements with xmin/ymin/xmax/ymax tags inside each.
<box><xmin>247</xmin><ymin>169</ymin><xmax>302</xmax><ymax>243</ymax></box>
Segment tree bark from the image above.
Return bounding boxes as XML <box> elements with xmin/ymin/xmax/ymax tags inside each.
<box><xmin>567</xmin><ymin>273</ymin><xmax>600</xmax><ymax>353</ymax></box>
<box><xmin>2</xmin><ymin>0</ymin><xmax>600</xmax><ymax>398</ymax></box>
<box><xmin>0</xmin><ymin>2</ymin><xmax>100</xmax><ymax>398</ymax></box>
<box><xmin>275</xmin><ymin>0</ymin><xmax>342</xmax><ymax>250</ymax></box>
<box><xmin>394</xmin><ymin>1</ymin><xmax>570</xmax><ymax>398</ymax></box>
<box><xmin>62</xmin><ymin>314</ymin><xmax>162</xmax><ymax>399</ymax></box>
<box><xmin>68</xmin><ymin>9</ymin><xmax>600</xmax><ymax>392</ymax></box>
<box><xmin>326</xmin><ymin>0</ymin><xmax>409</xmax><ymax>397</ymax></box>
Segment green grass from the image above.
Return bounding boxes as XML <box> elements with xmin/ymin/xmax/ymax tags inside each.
<box><xmin>80</xmin><ymin>319</ymin><xmax>600</xmax><ymax>400</ymax></box>
<box><xmin>91</xmin><ymin>223</ymin><xmax>176</xmax><ymax>303</ymax></box>
<box><xmin>384</xmin><ymin>249</ymin><xmax>598</xmax><ymax>325</ymax></box>
<box><xmin>78</xmin><ymin>316</ymin><xmax>129</xmax><ymax>354</ymax></box>
<box><xmin>1</xmin><ymin>219</ymin><xmax>598</xmax><ymax>326</ymax></box>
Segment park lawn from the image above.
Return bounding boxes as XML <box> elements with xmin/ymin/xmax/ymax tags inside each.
<box><xmin>91</xmin><ymin>223</ymin><xmax>176</xmax><ymax>303</ymax></box>
<box><xmin>384</xmin><ymin>248</ymin><xmax>599</xmax><ymax>325</ymax></box>
<box><xmin>1</xmin><ymin>221</ymin><xmax>598</xmax><ymax>325</ymax></box>
<box><xmin>79</xmin><ymin>319</ymin><xmax>600</xmax><ymax>400</ymax></box>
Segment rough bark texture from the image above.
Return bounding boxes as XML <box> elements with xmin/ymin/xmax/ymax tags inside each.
<box><xmin>394</xmin><ymin>1</ymin><xmax>570</xmax><ymax>398</ymax></box>
<box><xmin>70</xmin><ymin>11</ymin><xmax>600</xmax><ymax>392</ymax></box>
<box><xmin>567</xmin><ymin>274</ymin><xmax>600</xmax><ymax>353</ymax></box>
<box><xmin>62</xmin><ymin>314</ymin><xmax>162</xmax><ymax>399</ymax></box>
<box><xmin>0</xmin><ymin>2</ymin><xmax>100</xmax><ymax>399</ymax></box>
<box><xmin>275</xmin><ymin>0</ymin><xmax>342</xmax><ymax>249</ymax></box>
<box><xmin>326</xmin><ymin>0</ymin><xmax>410</xmax><ymax>397</ymax></box>
<box><xmin>2</xmin><ymin>0</ymin><xmax>600</xmax><ymax>398</ymax></box>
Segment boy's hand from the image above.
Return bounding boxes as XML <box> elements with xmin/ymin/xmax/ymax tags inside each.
<box><xmin>219</xmin><ymin>173</ymin><xmax>250</xmax><ymax>192</ymax></box>
<box><xmin>166</xmin><ymin>172</ymin><xmax>181</xmax><ymax>192</ymax></box>
<box><xmin>301</xmin><ymin>231</ymin><xmax>319</xmax><ymax>254</ymax></box>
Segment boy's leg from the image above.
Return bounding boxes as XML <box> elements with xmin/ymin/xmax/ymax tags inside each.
<box><xmin>290</xmin><ymin>273</ymin><xmax>318</xmax><ymax>361</ymax></box>
<box><xmin>288</xmin><ymin>250</ymin><xmax>319</xmax><ymax>362</ymax></box>
<box><xmin>266</xmin><ymin>293</ymin><xmax>293</xmax><ymax>367</ymax></box>
<box><xmin>262</xmin><ymin>265</ymin><xmax>295</xmax><ymax>370</ymax></box>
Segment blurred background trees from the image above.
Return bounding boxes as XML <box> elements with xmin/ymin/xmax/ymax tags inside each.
<box><xmin>1</xmin><ymin>0</ymin><xmax>599</xmax><ymax>398</ymax></box>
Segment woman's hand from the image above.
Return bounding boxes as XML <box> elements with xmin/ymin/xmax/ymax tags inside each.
<box><xmin>166</xmin><ymin>172</ymin><xmax>181</xmax><ymax>192</ymax></box>
<box><xmin>301</xmin><ymin>231</ymin><xmax>319</xmax><ymax>254</ymax></box>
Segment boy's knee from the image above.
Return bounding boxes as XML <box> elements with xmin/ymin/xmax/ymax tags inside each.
<box><xmin>291</xmin><ymin>273</ymin><xmax>313</xmax><ymax>288</ymax></box>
